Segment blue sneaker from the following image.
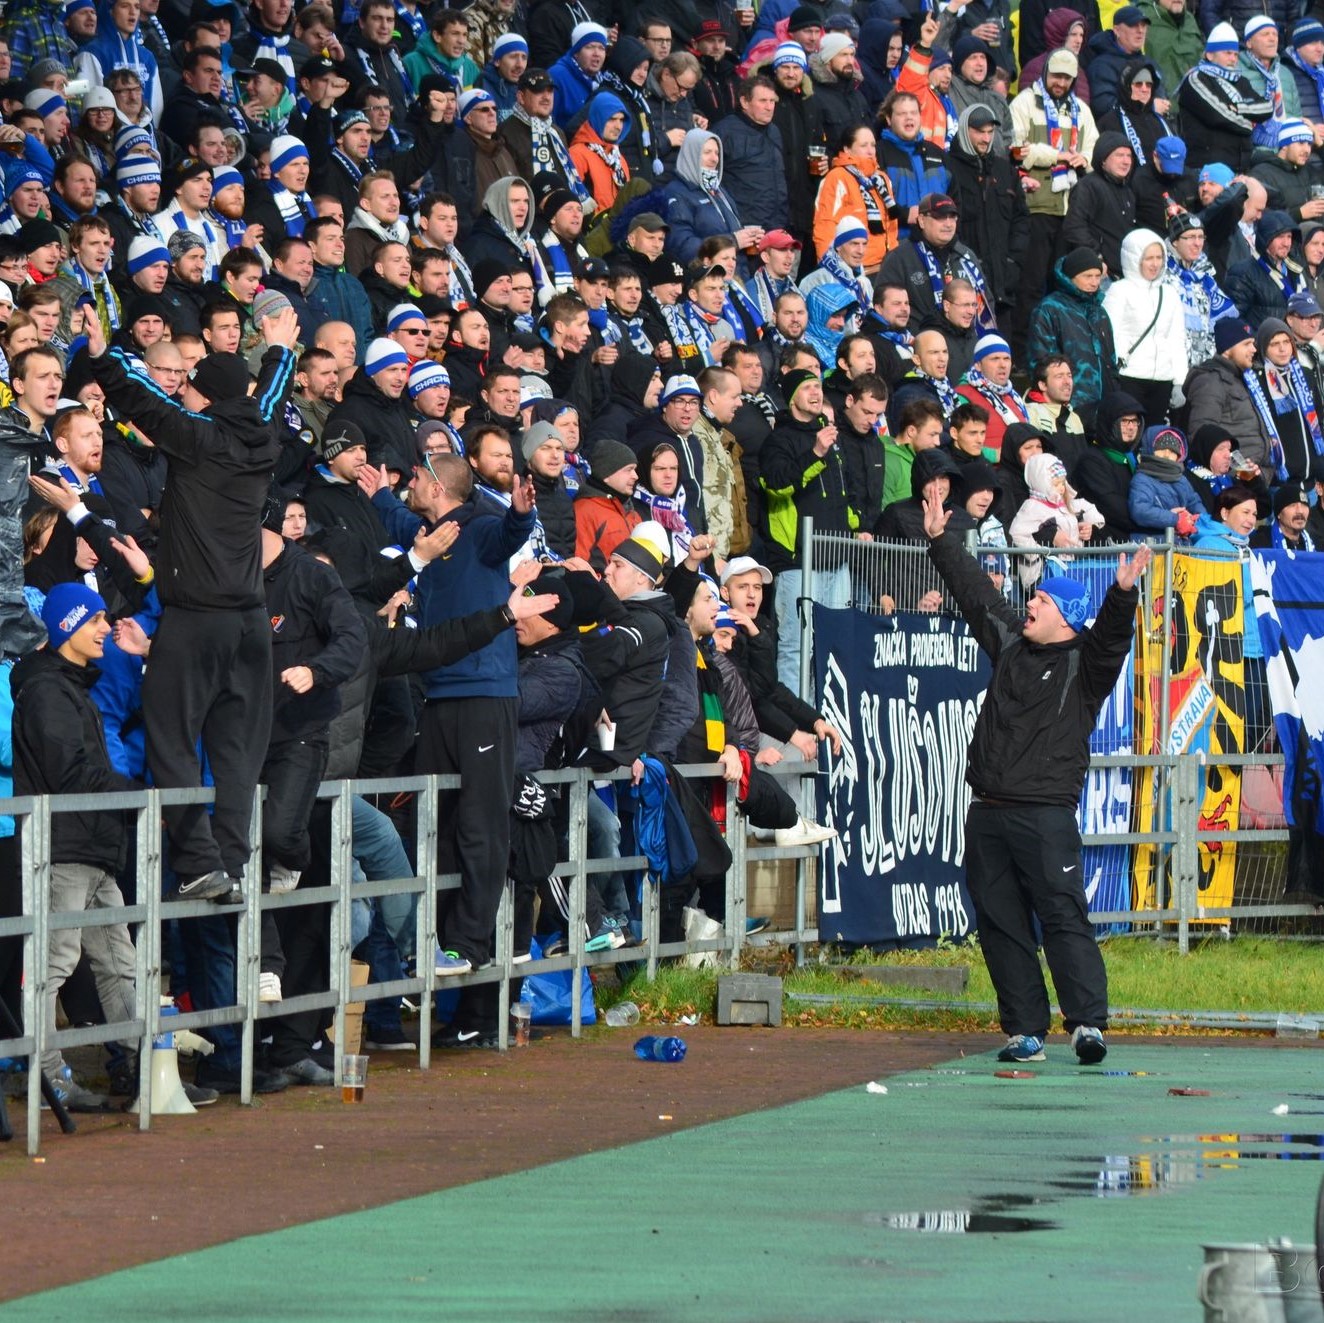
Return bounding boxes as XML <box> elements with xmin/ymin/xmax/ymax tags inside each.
<box><xmin>997</xmin><ymin>1034</ymin><xmax>1046</xmax><ymax>1063</ymax></box>
<box><xmin>1072</xmin><ymin>1025</ymin><xmax>1107</xmax><ymax>1064</ymax></box>
<box><xmin>746</xmin><ymin>916</ymin><xmax>771</xmax><ymax>936</ymax></box>
<box><xmin>434</xmin><ymin>948</ymin><xmax>472</xmax><ymax>977</ymax></box>
<box><xmin>585</xmin><ymin>917</ymin><xmax>625</xmax><ymax>953</ymax></box>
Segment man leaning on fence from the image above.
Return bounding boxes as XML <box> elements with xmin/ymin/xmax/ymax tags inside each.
<box><xmin>922</xmin><ymin>490</ymin><xmax>1152</xmax><ymax>1066</ymax></box>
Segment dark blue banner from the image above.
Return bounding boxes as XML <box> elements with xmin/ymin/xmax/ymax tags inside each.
<box><xmin>813</xmin><ymin>607</ymin><xmax>989</xmax><ymax>949</ymax></box>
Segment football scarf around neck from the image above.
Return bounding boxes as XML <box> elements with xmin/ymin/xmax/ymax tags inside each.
<box><xmin>1036</xmin><ymin>80</ymin><xmax>1080</xmax><ymax>188</ymax></box>
<box><xmin>1244</xmin><ymin>366</ymin><xmax>1290</xmax><ymax>481</ymax></box>
<box><xmin>962</xmin><ymin>365</ymin><xmax>1028</xmax><ymax>426</ymax></box>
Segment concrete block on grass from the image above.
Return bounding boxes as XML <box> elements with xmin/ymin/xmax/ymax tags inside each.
<box><xmin>716</xmin><ymin>973</ymin><xmax>783</xmax><ymax>1026</ymax></box>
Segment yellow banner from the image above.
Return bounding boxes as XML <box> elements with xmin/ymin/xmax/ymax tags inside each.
<box><xmin>1133</xmin><ymin>553</ymin><xmax>1245</xmax><ymax>916</ymax></box>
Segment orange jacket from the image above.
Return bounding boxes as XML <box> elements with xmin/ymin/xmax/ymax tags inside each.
<box><xmin>574</xmin><ymin>491</ymin><xmax>642</xmax><ymax>572</ymax></box>
<box><xmin>895</xmin><ymin>45</ymin><xmax>954</xmax><ymax>151</ymax></box>
<box><xmin>812</xmin><ymin>154</ymin><xmax>899</xmax><ymax>265</ymax></box>
<box><xmin>569</xmin><ymin>123</ymin><xmax>631</xmax><ymax>213</ymax></box>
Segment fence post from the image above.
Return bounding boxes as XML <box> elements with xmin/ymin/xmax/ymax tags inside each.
<box><xmin>798</xmin><ymin>516</ymin><xmax>815</xmax><ymax>704</ymax></box>
<box><xmin>25</xmin><ymin>797</ymin><xmax>48</xmax><ymax>1155</ymax></box>
<box><xmin>238</xmin><ymin>785</ymin><xmax>261</xmax><ymax>1105</ymax></box>
<box><xmin>567</xmin><ymin>771</ymin><xmax>589</xmax><ymax>1036</ymax></box>
<box><xmin>1155</xmin><ymin>535</ymin><xmax>1176</xmax><ymax>920</ymax></box>
<box><xmin>136</xmin><ymin>789</ymin><xmax>162</xmax><ymax>1131</ymax></box>
<box><xmin>495</xmin><ymin>880</ymin><xmax>513</xmax><ymax>1050</ymax></box>
<box><xmin>726</xmin><ymin>776</ymin><xmax>744</xmax><ymax>969</ymax></box>
<box><xmin>416</xmin><ymin>775</ymin><xmax>440</xmax><ymax>1070</ymax></box>
<box><xmin>1173</xmin><ymin>753</ymin><xmax>1201</xmax><ymax>955</ymax></box>
<box><xmin>330</xmin><ymin>783</ymin><xmax>354</xmax><ymax>1089</ymax></box>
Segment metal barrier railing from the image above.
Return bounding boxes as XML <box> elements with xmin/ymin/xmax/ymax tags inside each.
<box><xmin>0</xmin><ymin>759</ymin><xmax>821</xmax><ymax>1155</ymax></box>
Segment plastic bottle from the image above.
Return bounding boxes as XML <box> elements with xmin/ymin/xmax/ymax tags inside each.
<box><xmin>633</xmin><ymin>1035</ymin><xmax>687</xmax><ymax>1062</ymax></box>
<box><xmin>604</xmin><ymin>1001</ymin><xmax>640</xmax><ymax>1028</ymax></box>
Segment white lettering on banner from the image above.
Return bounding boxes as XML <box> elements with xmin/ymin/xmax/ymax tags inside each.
<box><xmin>891</xmin><ymin>882</ymin><xmax>932</xmax><ymax>938</ymax></box>
<box><xmin>819</xmin><ymin>617</ymin><xmax>983</xmax><ymax>940</ymax></box>
<box><xmin>819</xmin><ymin>654</ymin><xmax>857</xmax><ymax>915</ymax></box>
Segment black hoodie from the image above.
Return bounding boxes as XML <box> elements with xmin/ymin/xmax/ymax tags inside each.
<box><xmin>1060</xmin><ymin>131</ymin><xmax>1137</xmax><ymax>281</ymax></box>
<box><xmin>89</xmin><ymin>345</ymin><xmax>294</xmax><ymax>611</ymax></box>
<box><xmin>877</xmin><ymin>446</ymin><xmax>976</xmax><ymax>542</ymax></box>
<box><xmin>586</xmin><ymin>354</ymin><xmax>659</xmax><ymax>446</ymax></box>
<box><xmin>993</xmin><ymin>421</ymin><xmax>1046</xmax><ymax>527</ymax></box>
<box><xmin>1073</xmin><ymin>389</ymin><xmax>1146</xmax><ymax>539</ymax></box>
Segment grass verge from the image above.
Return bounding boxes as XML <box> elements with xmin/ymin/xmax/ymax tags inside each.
<box><xmin>591</xmin><ymin>936</ymin><xmax>1324</xmax><ymax>1036</ymax></box>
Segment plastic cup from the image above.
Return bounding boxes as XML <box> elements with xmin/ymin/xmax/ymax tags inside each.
<box><xmin>341</xmin><ymin>1053</ymin><xmax>368</xmax><ymax>1103</ymax></box>
<box><xmin>511</xmin><ymin>1003</ymin><xmax>532</xmax><ymax>1047</ymax></box>
<box><xmin>597</xmin><ymin>720</ymin><xmax>617</xmax><ymax>752</ymax></box>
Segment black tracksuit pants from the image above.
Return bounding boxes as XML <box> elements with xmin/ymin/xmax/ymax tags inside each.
<box><xmin>417</xmin><ymin>695</ymin><xmax>517</xmax><ymax>966</ymax></box>
<box><xmin>965</xmin><ymin>801</ymin><xmax>1109</xmax><ymax>1038</ymax></box>
<box><xmin>145</xmin><ymin>605</ymin><xmax>273</xmax><ymax>880</ymax></box>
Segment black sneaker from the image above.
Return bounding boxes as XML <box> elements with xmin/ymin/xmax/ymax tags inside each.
<box><xmin>211</xmin><ymin>877</ymin><xmax>245</xmax><ymax>906</ymax></box>
<box><xmin>432</xmin><ymin>1025</ymin><xmax>498</xmax><ymax>1050</ymax></box>
<box><xmin>175</xmin><ymin>869</ymin><xmax>233</xmax><ymax>901</ymax></box>
<box><xmin>195</xmin><ymin>1060</ymin><xmax>289</xmax><ymax>1095</ymax></box>
<box><xmin>363</xmin><ymin>1026</ymin><xmax>413</xmax><ymax>1051</ymax></box>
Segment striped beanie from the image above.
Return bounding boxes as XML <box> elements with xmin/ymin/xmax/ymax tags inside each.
<box><xmin>772</xmin><ymin>41</ymin><xmax>809</xmax><ymax>69</ymax></box>
<box><xmin>211</xmin><ymin>165</ymin><xmax>243</xmax><ymax>193</ymax></box>
<box><xmin>493</xmin><ymin>32</ymin><xmax>528</xmax><ymax>60</ymax></box>
<box><xmin>270</xmin><ymin>134</ymin><xmax>308</xmax><ymax>174</ymax></box>
<box><xmin>365</xmin><ymin>337</ymin><xmax>410</xmax><ymax>375</ymax></box>
<box><xmin>408</xmin><ymin>359</ymin><xmax>450</xmax><ymax>397</ymax></box>
<box><xmin>1205</xmin><ymin>21</ymin><xmax>1239</xmax><ymax>50</ymax></box>
<box><xmin>116</xmin><ymin>155</ymin><xmax>161</xmax><ymax>190</ymax></box>
<box><xmin>972</xmin><ymin>333</ymin><xmax>1012</xmax><ymax>361</ymax></box>
<box><xmin>126</xmin><ymin>235</ymin><xmax>170</xmax><ymax>274</ymax></box>
<box><xmin>24</xmin><ymin>89</ymin><xmax>65</xmax><ymax>120</ymax></box>
<box><xmin>833</xmin><ymin>215</ymin><xmax>868</xmax><ymax>247</ymax></box>
<box><xmin>386</xmin><ymin>302</ymin><xmax>427</xmax><ymax>331</ymax></box>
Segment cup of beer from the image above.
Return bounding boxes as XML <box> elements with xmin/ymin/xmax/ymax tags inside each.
<box><xmin>808</xmin><ymin>145</ymin><xmax>828</xmax><ymax>176</ymax></box>
<box><xmin>511</xmin><ymin>1003</ymin><xmax>532</xmax><ymax>1048</ymax></box>
<box><xmin>341</xmin><ymin>1053</ymin><xmax>368</xmax><ymax>1103</ymax></box>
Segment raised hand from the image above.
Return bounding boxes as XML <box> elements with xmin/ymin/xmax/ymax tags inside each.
<box><xmin>1116</xmin><ymin>544</ymin><xmax>1153</xmax><ymax>591</ymax></box>
<box><xmin>921</xmin><ymin>488</ymin><xmax>951</xmax><ymax>540</ymax></box>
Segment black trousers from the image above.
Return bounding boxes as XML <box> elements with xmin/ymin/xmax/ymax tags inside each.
<box><xmin>417</xmin><ymin>695</ymin><xmax>517</xmax><ymax>966</ymax></box>
<box><xmin>145</xmin><ymin>604</ymin><xmax>273</xmax><ymax>880</ymax></box>
<box><xmin>1011</xmin><ymin>213</ymin><xmax>1063</xmax><ymax>357</ymax></box>
<box><xmin>0</xmin><ymin>833</ymin><xmax>20</xmax><ymax>1029</ymax></box>
<box><xmin>1115</xmin><ymin>375</ymin><xmax>1172</xmax><ymax>427</ymax></box>
<box><xmin>964</xmin><ymin>802</ymin><xmax>1108</xmax><ymax>1037</ymax></box>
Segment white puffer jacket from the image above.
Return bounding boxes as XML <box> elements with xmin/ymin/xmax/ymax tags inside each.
<box><xmin>1102</xmin><ymin>228</ymin><xmax>1189</xmax><ymax>392</ymax></box>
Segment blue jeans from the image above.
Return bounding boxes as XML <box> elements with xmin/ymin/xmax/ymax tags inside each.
<box><xmin>352</xmin><ymin>795</ymin><xmax>416</xmax><ymax>961</ymax></box>
<box><xmin>588</xmin><ymin>787</ymin><xmax>630</xmax><ymax>926</ymax></box>
<box><xmin>774</xmin><ymin>563</ymin><xmax>850</xmax><ymax>693</ymax></box>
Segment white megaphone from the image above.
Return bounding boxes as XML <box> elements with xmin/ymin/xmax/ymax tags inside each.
<box><xmin>126</xmin><ymin>1005</ymin><xmax>196</xmax><ymax>1115</ymax></box>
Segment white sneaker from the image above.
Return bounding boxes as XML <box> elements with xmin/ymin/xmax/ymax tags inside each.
<box><xmin>258</xmin><ymin>972</ymin><xmax>283</xmax><ymax>1003</ymax></box>
<box><xmin>774</xmin><ymin>816</ymin><xmax>839</xmax><ymax>849</ymax></box>
<box><xmin>268</xmin><ymin>865</ymin><xmax>301</xmax><ymax>895</ymax></box>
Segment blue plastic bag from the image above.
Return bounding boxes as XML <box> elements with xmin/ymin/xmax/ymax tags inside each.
<box><xmin>519</xmin><ymin>936</ymin><xmax>596</xmax><ymax>1026</ymax></box>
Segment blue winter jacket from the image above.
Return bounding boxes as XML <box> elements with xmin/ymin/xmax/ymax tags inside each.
<box><xmin>371</xmin><ymin>491</ymin><xmax>534</xmax><ymax>699</ymax></box>
<box><xmin>307</xmin><ymin>265</ymin><xmax>375</xmax><ymax>365</ymax></box>
<box><xmin>549</xmin><ymin>51</ymin><xmax>597</xmax><ymax>127</ymax></box>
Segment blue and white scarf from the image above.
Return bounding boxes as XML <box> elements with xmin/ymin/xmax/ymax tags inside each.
<box><xmin>597</xmin><ymin>68</ymin><xmax>660</xmax><ymax>176</ymax></box>
<box><xmin>749</xmin><ymin>268</ymin><xmax>796</xmax><ymax>323</ymax></box>
<box><xmin>1116</xmin><ymin>106</ymin><xmax>1168</xmax><ymax>166</ymax></box>
<box><xmin>354</xmin><ymin>45</ymin><xmax>414</xmax><ymax>101</ymax></box>
<box><xmin>59</xmin><ymin>257</ymin><xmax>121</xmax><ymax>331</ymax></box>
<box><xmin>509</xmin><ymin>104</ymin><xmax>593</xmax><ymax>209</ymax></box>
<box><xmin>1244</xmin><ymin>366</ymin><xmax>1291</xmax><ymax>481</ymax></box>
<box><xmin>917</xmin><ymin>240</ymin><xmax>996</xmax><ymax>332</ymax></box>
<box><xmin>393</xmin><ymin>0</ymin><xmax>426</xmax><ymax>42</ymax></box>
<box><xmin>1165</xmin><ymin>249</ymin><xmax>1236</xmax><ymax>363</ymax></box>
<box><xmin>1273</xmin><ymin>519</ymin><xmax>1316</xmax><ymax>549</ymax></box>
<box><xmin>818</xmin><ymin>246</ymin><xmax>871</xmax><ymax>319</ymax></box>
<box><xmin>46</xmin><ymin>458</ymin><xmax>102</xmax><ymax>496</ymax></box>
<box><xmin>269</xmin><ymin>178</ymin><xmax>316</xmax><ymax>237</ymax></box>
<box><xmin>1250</xmin><ymin>55</ymin><xmax>1286</xmax><ymax>146</ymax></box>
<box><xmin>961</xmin><ymin>365</ymin><xmax>1027</xmax><ymax>426</ymax></box>
<box><xmin>331</xmin><ymin>147</ymin><xmax>364</xmax><ymax>188</ymax></box>
<box><xmin>722</xmin><ymin>279</ymin><xmax>765</xmax><ymax>337</ymax></box>
<box><xmin>115</xmin><ymin>196</ymin><xmax>163</xmax><ymax>243</ymax></box>
<box><xmin>904</xmin><ymin>366</ymin><xmax>960</xmax><ymax>415</ymax></box>
<box><xmin>252</xmin><ymin>27</ymin><xmax>295</xmax><ymax>91</ymax></box>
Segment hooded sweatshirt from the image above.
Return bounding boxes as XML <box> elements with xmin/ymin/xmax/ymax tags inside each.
<box><xmin>569</xmin><ymin>91</ymin><xmax>633</xmax><ymax>212</ymax></box>
<box><xmin>662</xmin><ymin>129</ymin><xmax>745</xmax><ymax>267</ymax></box>
<box><xmin>1060</xmin><ymin>130</ymin><xmax>1138</xmax><ymax>281</ymax></box>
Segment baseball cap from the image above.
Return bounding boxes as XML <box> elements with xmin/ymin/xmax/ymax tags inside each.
<box><xmin>918</xmin><ymin>192</ymin><xmax>959</xmax><ymax>218</ymax></box>
<box><xmin>719</xmin><ymin>555</ymin><xmax>772</xmax><ymax>586</ymax></box>
<box><xmin>758</xmin><ymin>229</ymin><xmax>801</xmax><ymax>252</ymax></box>
<box><xmin>1289</xmin><ymin>289</ymin><xmax>1323</xmax><ymax>316</ymax></box>
<box><xmin>1113</xmin><ymin>4</ymin><xmax>1149</xmax><ymax>23</ymax></box>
